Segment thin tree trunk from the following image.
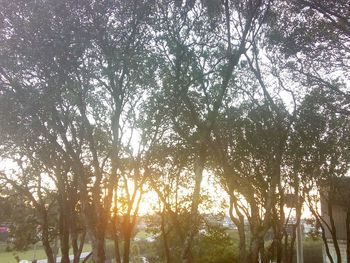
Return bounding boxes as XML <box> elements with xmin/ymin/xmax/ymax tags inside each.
<box><xmin>72</xmin><ymin>231</ymin><xmax>86</xmax><ymax>263</ymax></box>
<box><xmin>275</xmin><ymin>219</ymin><xmax>283</xmax><ymax>263</ymax></box>
<box><xmin>277</xmin><ymin>190</ymin><xmax>286</xmax><ymax>263</ymax></box>
<box><xmin>287</xmin><ymin>219</ymin><xmax>298</xmax><ymax>263</ymax></box>
<box><xmin>42</xmin><ymin>228</ymin><xmax>55</xmax><ymax>263</ymax></box>
<box><xmin>287</xmin><ymin>186</ymin><xmax>302</xmax><ymax>263</ymax></box>
<box><xmin>123</xmin><ymin>222</ymin><xmax>132</xmax><ymax>263</ymax></box>
<box><xmin>229</xmin><ymin>196</ymin><xmax>247</xmax><ymax>263</ymax></box>
<box><xmin>111</xmin><ymin>185</ymin><xmax>122</xmax><ymax>263</ymax></box>
<box><xmin>328</xmin><ymin>198</ymin><xmax>341</xmax><ymax>263</ymax></box>
<box><xmin>59</xmin><ymin>211</ymin><xmax>70</xmax><ymax>263</ymax></box>
<box><xmin>161</xmin><ymin>210</ymin><xmax>171</xmax><ymax>263</ymax></box>
<box><xmin>319</xmin><ymin>218</ymin><xmax>335</xmax><ymax>263</ymax></box>
<box><xmin>40</xmin><ymin>206</ymin><xmax>55</xmax><ymax>263</ymax></box>
<box><xmin>346</xmin><ymin>210</ymin><xmax>350</xmax><ymax>263</ymax></box>
<box><xmin>181</xmin><ymin>149</ymin><xmax>206</xmax><ymax>263</ymax></box>
<box><xmin>111</xmin><ymin>102</ymin><xmax>122</xmax><ymax>263</ymax></box>
<box><xmin>70</xmin><ymin>187</ymin><xmax>85</xmax><ymax>263</ymax></box>
<box><xmin>112</xmin><ymin>214</ymin><xmax>122</xmax><ymax>263</ymax></box>
<box><xmin>283</xmin><ymin>230</ymin><xmax>289</xmax><ymax>263</ymax></box>
<box><xmin>57</xmin><ymin>185</ymin><xmax>70</xmax><ymax>263</ymax></box>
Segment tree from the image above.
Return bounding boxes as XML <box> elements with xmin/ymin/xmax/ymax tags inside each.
<box><xmin>151</xmin><ymin>1</ymin><xmax>271</xmax><ymax>261</ymax></box>
<box><xmin>211</xmin><ymin>94</ymin><xmax>294</xmax><ymax>263</ymax></box>
<box><xmin>290</xmin><ymin>89</ymin><xmax>350</xmax><ymax>263</ymax></box>
<box><xmin>265</xmin><ymin>3</ymin><xmax>350</xmax><ymax>260</ymax></box>
<box><xmin>266</xmin><ymin>0</ymin><xmax>350</xmax><ymax>112</ymax></box>
<box><xmin>0</xmin><ymin>0</ymin><xmax>155</xmax><ymax>262</ymax></box>
<box><xmin>1</xmin><ymin>1</ymin><xmax>349</xmax><ymax>263</ymax></box>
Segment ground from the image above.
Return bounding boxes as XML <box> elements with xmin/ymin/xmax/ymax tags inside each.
<box><xmin>0</xmin><ymin>242</ymin><xmax>92</xmax><ymax>263</ymax></box>
<box><xmin>0</xmin><ymin>236</ymin><xmax>323</xmax><ymax>263</ymax></box>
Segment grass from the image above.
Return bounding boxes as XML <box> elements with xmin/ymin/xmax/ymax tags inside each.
<box><xmin>0</xmin><ymin>247</ymin><xmax>47</xmax><ymax>263</ymax></box>
<box><xmin>0</xmin><ymin>242</ymin><xmax>92</xmax><ymax>263</ymax></box>
<box><xmin>301</xmin><ymin>237</ymin><xmax>323</xmax><ymax>263</ymax></box>
<box><xmin>0</xmin><ymin>236</ymin><xmax>323</xmax><ymax>263</ymax></box>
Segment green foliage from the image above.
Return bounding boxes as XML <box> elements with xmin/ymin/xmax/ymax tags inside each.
<box><xmin>194</xmin><ymin>224</ymin><xmax>238</xmax><ymax>263</ymax></box>
<box><xmin>0</xmin><ymin>0</ymin><xmax>350</xmax><ymax>262</ymax></box>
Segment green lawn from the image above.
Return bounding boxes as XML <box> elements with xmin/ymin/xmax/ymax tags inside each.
<box><xmin>0</xmin><ymin>243</ymin><xmax>92</xmax><ymax>263</ymax></box>
<box><xmin>300</xmin><ymin>238</ymin><xmax>323</xmax><ymax>263</ymax></box>
<box><xmin>0</xmin><ymin>247</ymin><xmax>47</xmax><ymax>263</ymax></box>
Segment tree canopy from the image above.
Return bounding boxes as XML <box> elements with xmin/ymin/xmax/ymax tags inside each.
<box><xmin>0</xmin><ymin>0</ymin><xmax>349</xmax><ymax>263</ymax></box>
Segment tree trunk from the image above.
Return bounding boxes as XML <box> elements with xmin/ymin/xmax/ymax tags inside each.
<box><xmin>72</xmin><ymin>231</ymin><xmax>85</xmax><ymax>263</ymax></box>
<box><xmin>59</xmin><ymin>212</ymin><xmax>70</xmax><ymax>263</ymax></box>
<box><xmin>229</xmin><ymin>196</ymin><xmax>247</xmax><ymax>263</ymax></box>
<box><xmin>287</xmin><ymin>221</ymin><xmax>298</xmax><ymax>263</ymax></box>
<box><xmin>123</xmin><ymin>220</ymin><xmax>132</xmax><ymax>263</ymax></box>
<box><xmin>91</xmin><ymin>233</ymin><xmax>106</xmax><ymax>263</ymax></box>
<box><xmin>112</xmin><ymin>214</ymin><xmax>122</xmax><ymax>263</ymax></box>
<box><xmin>70</xmin><ymin>189</ymin><xmax>85</xmax><ymax>263</ymax></box>
<box><xmin>123</xmin><ymin>238</ymin><xmax>131</xmax><ymax>263</ymax></box>
<box><xmin>275</xmin><ymin>227</ymin><xmax>283</xmax><ymax>263</ymax></box>
<box><xmin>238</xmin><ymin>224</ymin><xmax>247</xmax><ymax>263</ymax></box>
<box><xmin>42</xmin><ymin>229</ymin><xmax>55</xmax><ymax>263</ymax></box>
<box><xmin>40</xmin><ymin>206</ymin><xmax>55</xmax><ymax>263</ymax></box>
<box><xmin>346</xmin><ymin>210</ymin><xmax>350</xmax><ymax>263</ymax></box>
<box><xmin>277</xmin><ymin>191</ymin><xmax>286</xmax><ymax>263</ymax></box>
<box><xmin>328</xmin><ymin>198</ymin><xmax>341</xmax><ymax>263</ymax></box>
<box><xmin>250</xmin><ymin>237</ymin><xmax>262</xmax><ymax>263</ymax></box>
<box><xmin>181</xmin><ymin>149</ymin><xmax>206</xmax><ymax>263</ymax></box>
<box><xmin>319</xmin><ymin>218</ymin><xmax>335</xmax><ymax>263</ymax></box>
<box><xmin>161</xmin><ymin>210</ymin><xmax>171</xmax><ymax>263</ymax></box>
<box><xmin>283</xmin><ymin>230</ymin><xmax>289</xmax><ymax>263</ymax></box>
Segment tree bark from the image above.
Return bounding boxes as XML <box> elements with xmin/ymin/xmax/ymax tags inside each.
<box><xmin>238</xmin><ymin>225</ymin><xmax>247</xmax><ymax>263</ymax></box>
<box><xmin>181</xmin><ymin>148</ymin><xmax>206</xmax><ymax>263</ymax></box>
<box><xmin>123</xmin><ymin>219</ymin><xmax>132</xmax><ymax>263</ymax></box>
<box><xmin>41</xmin><ymin>213</ymin><xmax>55</xmax><ymax>263</ymax></box>
<box><xmin>59</xmin><ymin>211</ymin><xmax>70</xmax><ymax>263</ymax></box>
<box><xmin>72</xmin><ymin>231</ymin><xmax>86</xmax><ymax>263</ymax></box>
<box><xmin>328</xmin><ymin>196</ymin><xmax>341</xmax><ymax>263</ymax></box>
<box><xmin>229</xmin><ymin>195</ymin><xmax>247</xmax><ymax>263</ymax></box>
<box><xmin>250</xmin><ymin>237</ymin><xmax>263</xmax><ymax>263</ymax></box>
<box><xmin>90</xmin><ymin>233</ymin><xmax>106</xmax><ymax>263</ymax></box>
<box><xmin>57</xmin><ymin>179</ymin><xmax>70</xmax><ymax>263</ymax></box>
<box><xmin>346</xmin><ymin>210</ymin><xmax>350</xmax><ymax>263</ymax></box>
<box><xmin>161</xmin><ymin>210</ymin><xmax>171</xmax><ymax>263</ymax></box>
<box><xmin>318</xmin><ymin>216</ymin><xmax>334</xmax><ymax>263</ymax></box>
<box><xmin>112</xmin><ymin>214</ymin><xmax>122</xmax><ymax>263</ymax></box>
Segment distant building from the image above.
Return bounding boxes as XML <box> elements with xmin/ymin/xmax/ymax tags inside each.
<box><xmin>0</xmin><ymin>224</ymin><xmax>9</xmax><ymax>241</ymax></box>
<box><xmin>321</xmin><ymin>177</ymin><xmax>350</xmax><ymax>263</ymax></box>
